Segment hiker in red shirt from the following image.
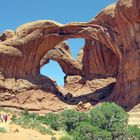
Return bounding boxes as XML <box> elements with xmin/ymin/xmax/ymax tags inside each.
<box><xmin>3</xmin><ymin>114</ymin><xmax>8</xmax><ymax>123</ymax></box>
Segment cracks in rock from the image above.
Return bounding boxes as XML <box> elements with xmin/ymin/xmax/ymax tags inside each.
<box><xmin>60</xmin><ymin>82</ymin><xmax>115</xmax><ymax>105</ymax></box>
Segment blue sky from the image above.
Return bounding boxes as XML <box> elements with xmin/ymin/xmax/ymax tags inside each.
<box><xmin>0</xmin><ymin>0</ymin><xmax>117</xmax><ymax>86</ymax></box>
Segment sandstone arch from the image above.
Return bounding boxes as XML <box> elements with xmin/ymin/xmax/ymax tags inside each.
<box><xmin>0</xmin><ymin>0</ymin><xmax>139</xmax><ymax>110</ymax></box>
<box><xmin>40</xmin><ymin>42</ymin><xmax>83</xmax><ymax>76</ymax></box>
<box><xmin>0</xmin><ymin>20</ymin><xmax>119</xmax><ymax>90</ymax></box>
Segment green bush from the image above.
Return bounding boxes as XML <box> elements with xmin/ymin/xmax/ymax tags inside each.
<box><xmin>11</xmin><ymin>102</ymin><xmax>137</xmax><ymax>139</ymax></box>
<box><xmin>60</xmin><ymin>109</ymin><xmax>87</xmax><ymax>132</ymax></box>
<box><xmin>45</xmin><ymin>113</ymin><xmax>62</xmax><ymax>130</ymax></box>
<box><xmin>127</xmin><ymin>125</ymin><xmax>140</xmax><ymax>139</ymax></box>
<box><xmin>21</xmin><ymin>110</ymin><xmax>37</xmax><ymax>120</ymax></box>
<box><xmin>72</xmin><ymin>122</ymin><xmax>96</xmax><ymax>140</ymax></box>
<box><xmin>59</xmin><ymin>134</ymin><xmax>73</xmax><ymax>140</ymax></box>
<box><xmin>36</xmin><ymin>115</ymin><xmax>49</xmax><ymax>125</ymax></box>
<box><xmin>11</xmin><ymin>110</ymin><xmax>53</xmax><ymax>135</ymax></box>
<box><xmin>36</xmin><ymin>112</ymin><xmax>63</xmax><ymax>130</ymax></box>
<box><xmin>90</xmin><ymin>102</ymin><xmax>129</xmax><ymax>139</ymax></box>
<box><xmin>93</xmin><ymin>130</ymin><xmax>112</xmax><ymax>140</ymax></box>
<box><xmin>11</xmin><ymin>114</ymin><xmax>17</xmax><ymax>122</ymax></box>
<box><xmin>72</xmin><ymin>122</ymin><xmax>112</xmax><ymax>140</ymax></box>
<box><xmin>36</xmin><ymin>125</ymin><xmax>53</xmax><ymax>135</ymax></box>
<box><xmin>0</xmin><ymin>127</ymin><xmax>7</xmax><ymax>133</ymax></box>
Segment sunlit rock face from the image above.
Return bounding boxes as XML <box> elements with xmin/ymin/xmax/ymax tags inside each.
<box><xmin>40</xmin><ymin>42</ymin><xmax>83</xmax><ymax>76</ymax></box>
<box><xmin>0</xmin><ymin>0</ymin><xmax>139</xmax><ymax>111</ymax></box>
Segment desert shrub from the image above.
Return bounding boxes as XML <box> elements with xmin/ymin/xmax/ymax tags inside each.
<box><xmin>36</xmin><ymin>113</ymin><xmax>59</xmax><ymax>126</ymax></box>
<box><xmin>45</xmin><ymin>113</ymin><xmax>62</xmax><ymax>130</ymax></box>
<box><xmin>35</xmin><ymin>115</ymin><xmax>49</xmax><ymax>125</ymax></box>
<box><xmin>60</xmin><ymin>109</ymin><xmax>88</xmax><ymax>132</ymax></box>
<box><xmin>35</xmin><ymin>110</ymin><xmax>87</xmax><ymax>132</ymax></box>
<box><xmin>20</xmin><ymin>110</ymin><xmax>37</xmax><ymax>120</ymax></box>
<box><xmin>90</xmin><ymin>102</ymin><xmax>129</xmax><ymax>139</ymax></box>
<box><xmin>11</xmin><ymin>114</ymin><xmax>17</xmax><ymax>122</ymax></box>
<box><xmin>21</xmin><ymin>111</ymin><xmax>62</xmax><ymax>131</ymax></box>
<box><xmin>0</xmin><ymin>127</ymin><xmax>7</xmax><ymax>133</ymax></box>
<box><xmin>127</xmin><ymin>125</ymin><xmax>140</xmax><ymax>140</ymax></box>
<box><xmin>72</xmin><ymin>122</ymin><xmax>96</xmax><ymax>140</ymax></box>
<box><xmin>36</xmin><ymin>125</ymin><xmax>53</xmax><ymax>135</ymax></box>
<box><xmin>11</xmin><ymin>110</ymin><xmax>38</xmax><ymax>129</ymax></box>
<box><xmin>11</xmin><ymin>103</ymin><xmax>135</xmax><ymax>139</ymax></box>
<box><xmin>20</xmin><ymin>109</ymin><xmax>30</xmax><ymax>117</ymax></box>
<box><xmin>59</xmin><ymin>134</ymin><xmax>73</xmax><ymax>140</ymax></box>
<box><xmin>72</xmin><ymin>122</ymin><xmax>112</xmax><ymax>140</ymax></box>
<box><xmin>93</xmin><ymin>130</ymin><xmax>112</xmax><ymax>140</ymax></box>
<box><xmin>12</xmin><ymin>112</ymin><xmax>34</xmax><ymax>129</ymax></box>
<box><xmin>11</xmin><ymin>110</ymin><xmax>54</xmax><ymax>135</ymax></box>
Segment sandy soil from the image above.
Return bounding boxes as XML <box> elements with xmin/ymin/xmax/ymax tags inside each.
<box><xmin>0</xmin><ymin>123</ymin><xmax>61</xmax><ymax>140</ymax></box>
<box><xmin>128</xmin><ymin>104</ymin><xmax>140</xmax><ymax>128</ymax></box>
<box><xmin>0</xmin><ymin>113</ymin><xmax>61</xmax><ymax>140</ymax></box>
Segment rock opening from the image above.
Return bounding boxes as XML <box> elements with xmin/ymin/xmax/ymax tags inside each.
<box><xmin>40</xmin><ymin>60</ymin><xmax>65</xmax><ymax>86</ymax></box>
<box><xmin>66</xmin><ymin>38</ymin><xmax>85</xmax><ymax>59</ymax></box>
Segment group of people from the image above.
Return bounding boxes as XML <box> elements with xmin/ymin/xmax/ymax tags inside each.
<box><xmin>0</xmin><ymin>113</ymin><xmax>8</xmax><ymax>123</ymax></box>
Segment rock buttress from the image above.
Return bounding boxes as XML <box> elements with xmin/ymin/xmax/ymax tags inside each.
<box><xmin>0</xmin><ymin>0</ymin><xmax>139</xmax><ymax>110</ymax></box>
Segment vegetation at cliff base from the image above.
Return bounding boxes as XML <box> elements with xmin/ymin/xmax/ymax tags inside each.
<box><xmin>11</xmin><ymin>110</ymin><xmax>54</xmax><ymax>135</ymax></box>
<box><xmin>10</xmin><ymin>102</ymin><xmax>140</xmax><ymax>140</ymax></box>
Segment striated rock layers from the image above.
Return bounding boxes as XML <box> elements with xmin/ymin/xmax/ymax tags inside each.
<box><xmin>0</xmin><ymin>0</ymin><xmax>140</xmax><ymax>111</ymax></box>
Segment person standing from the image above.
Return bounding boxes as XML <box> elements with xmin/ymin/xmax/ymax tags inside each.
<box><xmin>3</xmin><ymin>114</ymin><xmax>8</xmax><ymax>123</ymax></box>
<box><xmin>0</xmin><ymin>113</ymin><xmax>3</xmax><ymax>123</ymax></box>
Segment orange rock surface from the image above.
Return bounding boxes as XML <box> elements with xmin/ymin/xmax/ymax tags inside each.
<box><xmin>0</xmin><ymin>0</ymin><xmax>139</xmax><ymax>111</ymax></box>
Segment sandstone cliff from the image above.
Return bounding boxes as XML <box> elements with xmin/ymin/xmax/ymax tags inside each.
<box><xmin>40</xmin><ymin>42</ymin><xmax>83</xmax><ymax>76</ymax></box>
<box><xmin>0</xmin><ymin>0</ymin><xmax>139</xmax><ymax>111</ymax></box>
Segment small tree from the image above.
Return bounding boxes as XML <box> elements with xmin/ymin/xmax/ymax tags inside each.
<box><xmin>72</xmin><ymin>122</ymin><xmax>112</xmax><ymax>140</ymax></box>
<box><xmin>90</xmin><ymin>102</ymin><xmax>129</xmax><ymax>139</ymax></box>
<box><xmin>45</xmin><ymin>113</ymin><xmax>61</xmax><ymax>130</ymax></box>
<box><xmin>60</xmin><ymin>109</ymin><xmax>88</xmax><ymax>132</ymax></box>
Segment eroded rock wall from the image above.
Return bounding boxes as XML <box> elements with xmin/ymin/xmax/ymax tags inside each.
<box><xmin>0</xmin><ymin>0</ymin><xmax>139</xmax><ymax>111</ymax></box>
<box><xmin>113</xmin><ymin>0</ymin><xmax>140</xmax><ymax>109</ymax></box>
<box><xmin>40</xmin><ymin>42</ymin><xmax>83</xmax><ymax>76</ymax></box>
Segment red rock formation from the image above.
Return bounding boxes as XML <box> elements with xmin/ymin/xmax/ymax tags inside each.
<box><xmin>40</xmin><ymin>42</ymin><xmax>83</xmax><ymax>76</ymax></box>
<box><xmin>112</xmin><ymin>0</ymin><xmax>140</xmax><ymax>109</ymax></box>
<box><xmin>0</xmin><ymin>0</ymin><xmax>139</xmax><ymax>111</ymax></box>
<box><xmin>64</xmin><ymin>76</ymin><xmax>116</xmax><ymax>97</ymax></box>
